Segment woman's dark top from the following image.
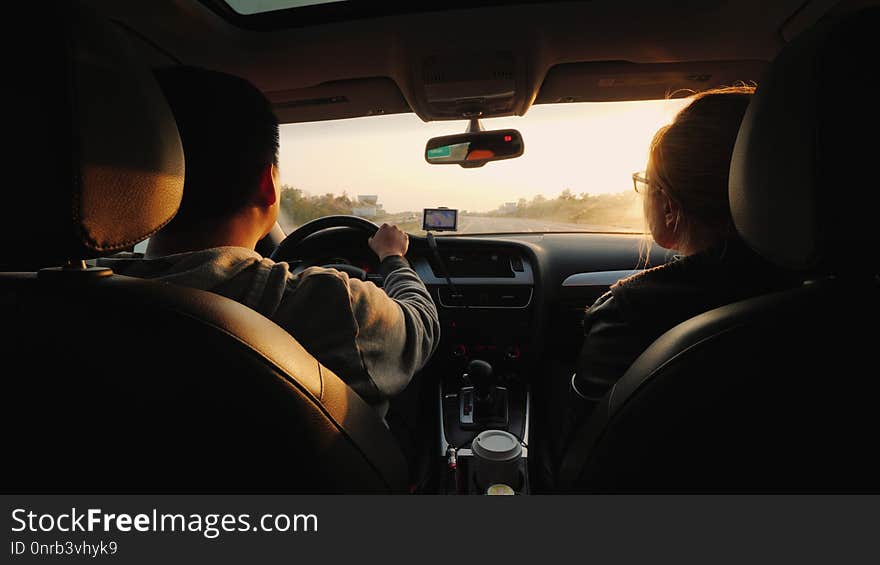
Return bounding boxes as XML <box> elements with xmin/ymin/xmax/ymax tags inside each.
<box><xmin>553</xmin><ymin>237</ymin><xmax>796</xmax><ymax>468</ymax></box>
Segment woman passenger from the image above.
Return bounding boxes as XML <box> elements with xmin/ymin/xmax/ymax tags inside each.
<box><xmin>555</xmin><ymin>86</ymin><xmax>794</xmax><ymax>468</ymax></box>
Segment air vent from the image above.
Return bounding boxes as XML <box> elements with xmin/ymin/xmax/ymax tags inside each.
<box><xmin>425</xmin><ymin>70</ymin><xmax>446</xmax><ymax>83</ymax></box>
<box><xmin>437</xmin><ymin>286</ymin><xmax>532</xmax><ymax>309</ymax></box>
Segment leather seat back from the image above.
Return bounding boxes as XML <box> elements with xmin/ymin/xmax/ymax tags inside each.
<box><xmin>559</xmin><ymin>280</ymin><xmax>879</xmax><ymax>492</ymax></box>
<box><xmin>558</xmin><ymin>6</ymin><xmax>880</xmax><ymax>492</ymax></box>
<box><xmin>0</xmin><ymin>1</ymin><xmax>406</xmax><ymax>493</ymax></box>
<box><xmin>3</xmin><ymin>273</ymin><xmax>408</xmax><ymax>492</ymax></box>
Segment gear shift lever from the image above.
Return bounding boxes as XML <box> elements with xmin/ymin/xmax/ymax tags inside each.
<box><xmin>459</xmin><ymin>359</ymin><xmax>508</xmax><ymax>429</ymax></box>
<box><xmin>466</xmin><ymin>359</ymin><xmax>494</xmax><ymax>402</ymax></box>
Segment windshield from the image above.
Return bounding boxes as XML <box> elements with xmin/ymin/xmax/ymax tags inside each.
<box><xmin>277</xmin><ymin>99</ymin><xmax>689</xmax><ymax>235</ymax></box>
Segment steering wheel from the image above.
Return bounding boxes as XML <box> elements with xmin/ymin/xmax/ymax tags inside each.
<box><xmin>270</xmin><ymin>215</ymin><xmax>380</xmax><ymax>279</ymax></box>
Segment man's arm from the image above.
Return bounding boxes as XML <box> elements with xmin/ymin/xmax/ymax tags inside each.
<box><xmin>345</xmin><ymin>223</ymin><xmax>440</xmax><ymax>398</ymax></box>
<box><xmin>269</xmin><ymin>224</ymin><xmax>439</xmax><ymax>406</ymax></box>
<box><xmin>269</xmin><ymin>259</ymin><xmax>438</xmax><ymax>406</ymax></box>
<box><xmin>347</xmin><ymin>255</ymin><xmax>440</xmax><ymax>398</ymax></box>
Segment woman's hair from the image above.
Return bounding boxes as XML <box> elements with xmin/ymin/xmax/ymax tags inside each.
<box><xmin>647</xmin><ymin>85</ymin><xmax>755</xmax><ymax>254</ymax></box>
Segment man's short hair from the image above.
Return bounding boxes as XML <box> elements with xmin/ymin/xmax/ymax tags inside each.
<box><xmin>155</xmin><ymin>66</ymin><xmax>280</xmax><ymax>224</ymax></box>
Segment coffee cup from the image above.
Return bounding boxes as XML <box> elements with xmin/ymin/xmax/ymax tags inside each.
<box><xmin>471</xmin><ymin>430</ymin><xmax>523</xmax><ymax>492</ymax></box>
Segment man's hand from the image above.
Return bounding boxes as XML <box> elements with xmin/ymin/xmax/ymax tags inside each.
<box><xmin>369</xmin><ymin>223</ymin><xmax>409</xmax><ymax>261</ymax></box>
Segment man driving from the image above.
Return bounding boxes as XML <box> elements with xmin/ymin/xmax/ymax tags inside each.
<box><xmin>100</xmin><ymin>66</ymin><xmax>440</xmax><ymax>418</ymax></box>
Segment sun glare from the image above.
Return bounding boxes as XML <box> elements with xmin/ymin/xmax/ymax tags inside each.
<box><xmin>279</xmin><ymin>99</ymin><xmax>688</xmax><ymax>215</ymax></box>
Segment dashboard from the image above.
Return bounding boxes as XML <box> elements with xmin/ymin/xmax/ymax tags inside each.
<box><xmin>410</xmin><ymin>233</ymin><xmax>669</xmax><ymax>375</ymax></box>
<box><xmin>289</xmin><ymin>226</ymin><xmax>670</xmax><ymax>376</ymax></box>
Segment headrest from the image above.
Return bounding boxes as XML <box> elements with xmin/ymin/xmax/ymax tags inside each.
<box><xmin>3</xmin><ymin>2</ymin><xmax>183</xmax><ymax>267</ymax></box>
<box><xmin>729</xmin><ymin>7</ymin><xmax>880</xmax><ymax>274</ymax></box>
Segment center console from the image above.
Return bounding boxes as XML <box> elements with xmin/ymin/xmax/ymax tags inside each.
<box><xmin>412</xmin><ymin>241</ymin><xmax>537</xmax><ymax>494</ymax></box>
<box><xmin>440</xmin><ymin>359</ymin><xmax>530</xmax><ymax>494</ymax></box>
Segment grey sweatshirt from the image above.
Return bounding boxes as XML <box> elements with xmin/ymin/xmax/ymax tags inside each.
<box><xmin>99</xmin><ymin>248</ymin><xmax>440</xmax><ymax>413</ymax></box>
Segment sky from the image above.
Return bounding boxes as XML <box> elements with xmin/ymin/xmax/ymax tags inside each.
<box><xmin>278</xmin><ymin>98</ymin><xmax>690</xmax><ymax>214</ymax></box>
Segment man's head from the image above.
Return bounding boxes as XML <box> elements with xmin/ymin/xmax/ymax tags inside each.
<box><xmin>155</xmin><ymin>66</ymin><xmax>280</xmax><ymax>239</ymax></box>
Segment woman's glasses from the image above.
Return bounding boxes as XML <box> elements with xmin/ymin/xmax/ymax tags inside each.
<box><xmin>632</xmin><ymin>171</ymin><xmax>650</xmax><ymax>194</ymax></box>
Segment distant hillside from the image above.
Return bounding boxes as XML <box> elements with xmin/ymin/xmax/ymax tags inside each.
<box><xmin>278</xmin><ymin>186</ymin><xmax>419</xmax><ymax>232</ymax></box>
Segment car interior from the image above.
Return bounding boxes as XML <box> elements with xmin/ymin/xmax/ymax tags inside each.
<box><xmin>2</xmin><ymin>0</ymin><xmax>877</xmax><ymax>494</ymax></box>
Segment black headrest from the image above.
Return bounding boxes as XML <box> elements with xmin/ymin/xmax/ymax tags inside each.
<box><xmin>3</xmin><ymin>2</ymin><xmax>183</xmax><ymax>267</ymax></box>
<box><xmin>729</xmin><ymin>7</ymin><xmax>880</xmax><ymax>274</ymax></box>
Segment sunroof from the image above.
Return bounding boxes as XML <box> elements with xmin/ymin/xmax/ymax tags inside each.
<box><xmin>223</xmin><ymin>0</ymin><xmax>344</xmax><ymax>16</ymax></box>
<box><xmin>207</xmin><ymin>1</ymin><xmax>574</xmax><ymax>30</ymax></box>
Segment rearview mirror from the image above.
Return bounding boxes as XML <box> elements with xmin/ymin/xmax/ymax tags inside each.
<box><xmin>425</xmin><ymin>129</ymin><xmax>524</xmax><ymax>168</ymax></box>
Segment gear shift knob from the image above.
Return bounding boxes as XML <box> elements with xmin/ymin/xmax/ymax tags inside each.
<box><xmin>459</xmin><ymin>359</ymin><xmax>507</xmax><ymax>429</ymax></box>
<box><xmin>466</xmin><ymin>359</ymin><xmax>494</xmax><ymax>399</ymax></box>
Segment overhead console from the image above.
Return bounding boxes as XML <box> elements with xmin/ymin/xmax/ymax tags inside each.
<box><xmin>407</xmin><ymin>50</ymin><xmax>533</xmax><ymax>121</ymax></box>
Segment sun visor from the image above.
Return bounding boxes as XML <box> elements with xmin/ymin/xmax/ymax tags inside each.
<box><xmin>535</xmin><ymin>60</ymin><xmax>768</xmax><ymax>104</ymax></box>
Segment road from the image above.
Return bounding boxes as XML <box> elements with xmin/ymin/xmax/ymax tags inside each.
<box><xmin>453</xmin><ymin>215</ymin><xmax>635</xmax><ymax>234</ymax></box>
